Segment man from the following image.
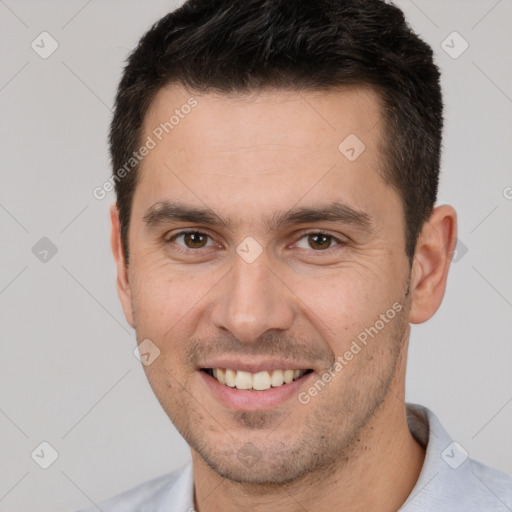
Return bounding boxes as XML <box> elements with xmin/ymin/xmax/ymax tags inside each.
<box><xmin>78</xmin><ymin>0</ymin><xmax>512</xmax><ymax>510</ymax></box>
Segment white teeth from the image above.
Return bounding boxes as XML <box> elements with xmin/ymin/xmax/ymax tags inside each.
<box><xmin>271</xmin><ymin>369</ymin><xmax>284</xmax><ymax>387</ymax></box>
<box><xmin>216</xmin><ymin>368</ymin><xmax>226</xmax><ymax>385</ymax></box>
<box><xmin>252</xmin><ymin>371</ymin><xmax>271</xmax><ymax>390</ymax></box>
<box><xmin>283</xmin><ymin>369</ymin><xmax>294</xmax><ymax>383</ymax></box>
<box><xmin>209</xmin><ymin>368</ymin><xmax>308</xmax><ymax>390</ymax></box>
<box><xmin>235</xmin><ymin>371</ymin><xmax>253</xmax><ymax>390</ymax></box>
<box><xmin>225</xmin><ymin>368</ymin><xmax>236</xmax><ymax>387</ymax></box>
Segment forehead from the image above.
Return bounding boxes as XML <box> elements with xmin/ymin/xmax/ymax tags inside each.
<box><xmin>133</xmin><ymin>83</ymin><xmax>399</xmax><ymax>232</ymax></box>
<box><xmin>144</xmin><ymin>83</ymin><xmax>383</xmax><ymax>154</ymax></box>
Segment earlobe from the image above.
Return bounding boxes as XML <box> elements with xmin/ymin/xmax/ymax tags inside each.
<box><xmin>110</xmin><ymin>204</ymin><xmax>135</xmax><ymax>328</ymax></box>
<box><xmin>409</xmin><ymin>205</ymin><xmax>457</xmax><ymax>324</ymax></box>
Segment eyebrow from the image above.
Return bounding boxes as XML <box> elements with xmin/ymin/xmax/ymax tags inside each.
<box><xmin>142</xmin><ymin>200</ymin><xmax>373</xmax><ymax>233</ymax></box>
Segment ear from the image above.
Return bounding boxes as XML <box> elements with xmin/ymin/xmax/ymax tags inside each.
<box><xmin>110</xmin><ymin>204</ymin><xmax>135</xmax><ymax>328</ymax></box>
<box><xmin>409</xmin><ymin>205</ymin><xmax>458</xmax><ymax>324</ymax></box>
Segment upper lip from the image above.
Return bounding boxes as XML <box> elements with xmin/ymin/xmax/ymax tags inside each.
<box><xmin>198</xmin><ymin>358</ymin><xmax>314</xmax><ymax>374</ymax></box>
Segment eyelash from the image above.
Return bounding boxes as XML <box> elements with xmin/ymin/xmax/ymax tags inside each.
<box><xmin>166</xmin><ymin>229</ymin><xmax>346</xmax><ymax>254</ymax></box>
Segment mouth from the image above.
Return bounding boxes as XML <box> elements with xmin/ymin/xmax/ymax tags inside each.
<box><xmin>201</xmin><ymin>368</ymin><xmax>314</xmax><ymax>391</ymax></box>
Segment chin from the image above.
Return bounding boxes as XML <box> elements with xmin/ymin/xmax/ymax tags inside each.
<box><xmin>196</xmin><ymin>440</ymin><xmax>335</xmax><ymax>486</ymax></box>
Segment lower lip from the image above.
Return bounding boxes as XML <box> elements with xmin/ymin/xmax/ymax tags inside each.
<box><xmin>198</xmin><ymin>370</ymin><xmax>315</xmax><ymax>411</ymax></box>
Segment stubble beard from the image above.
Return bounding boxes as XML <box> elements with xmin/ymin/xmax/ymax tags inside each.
<box><xmin>171</xmin><ymin>302</ymin><xmax>410</xmax><ymax>486</ymax></box>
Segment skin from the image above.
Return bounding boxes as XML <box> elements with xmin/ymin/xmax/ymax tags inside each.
<box><xmin>110</xmin><ymin>83</ymin><xmax>457</xmax><ymax>512</ymax></box>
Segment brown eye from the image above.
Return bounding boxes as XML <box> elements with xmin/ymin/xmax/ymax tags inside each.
<box><xmin>184</xmin><ymin>232</ymin><xmax>208</xmax><ymax>248</ymax></box>
<box><xmin>171</xmin><ymin>231</ymin><xmax>213</xmax><ymax>249</ymax></box>
<box><xmin>308</xmin><ymin>234</ymin><xmax>332</xmax><ymax>250</ymax></box>
<box><xmin>295</xmin><ymin>233</ymin><xmax>341</xmax><ymax>251</ymax></box>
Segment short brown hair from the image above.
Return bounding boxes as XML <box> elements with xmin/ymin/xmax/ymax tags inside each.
<box><xmin>110</xmin><ymin>0</ymin><xmax>443</xmax><ymax>263</ymax></box>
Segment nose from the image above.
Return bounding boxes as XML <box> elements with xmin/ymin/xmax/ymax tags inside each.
<box><xmin>210</xmin><ymin>250</ymin><xmax>295</xmax><ymax>344</ymax></box>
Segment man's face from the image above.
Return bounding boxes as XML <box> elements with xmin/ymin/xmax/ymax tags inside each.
<box><xmin>118</xmin><ymin>85</ymin><xmax>413</xmax><ymax>484</ymax></box>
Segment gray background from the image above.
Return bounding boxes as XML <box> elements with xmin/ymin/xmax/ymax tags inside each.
<box><xmin>0</xmin><ymin>1</ymin><xmax>511</xmax><ymax>510</ymax></box>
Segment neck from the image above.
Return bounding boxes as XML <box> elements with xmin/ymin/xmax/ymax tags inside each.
<box><xmin>191</xmin><ymin>389</ymin><xmax>425</xmax><ymax>512</ymax></box>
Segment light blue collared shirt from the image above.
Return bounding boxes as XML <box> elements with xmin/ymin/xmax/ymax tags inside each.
<box><xmin>75</xmin><ymin>404</ymin><xmax>512</xmax><ymax>511</ymax></box>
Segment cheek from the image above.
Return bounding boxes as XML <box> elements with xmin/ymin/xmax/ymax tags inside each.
<box><xmin>131</xmin><ymin>266</ymin><xmax>204</xmax><ymax>396</ymax></box>
<box><xmin>132</xmin><ymin>260</ymin><xmax>188</xmax><ymax>311</ymax></box>
<box><xmin>292</xmin><ymin>264</ymin><xmax>404</xmax><ymax>350</ymax></box>
<box><xmin>129</xmin><ymin>259</ymin><xmax>220</xmax><ymax>346</ymax></box>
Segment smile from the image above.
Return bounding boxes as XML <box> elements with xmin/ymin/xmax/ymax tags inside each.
<box><xmin>202</xmin><ymin>368</ymin><xmax>313</xmax><ymax>391</ymax></box>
